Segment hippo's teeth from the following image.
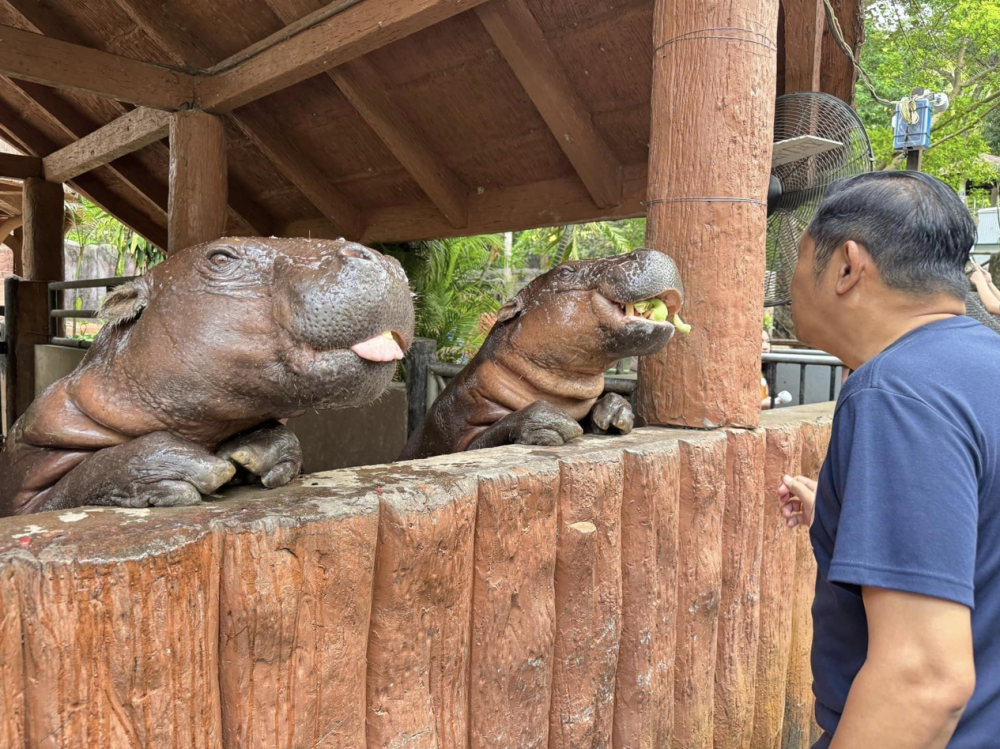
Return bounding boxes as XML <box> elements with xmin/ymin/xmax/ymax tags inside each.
<box><xmin>351</xmin><ymin>333</ymin><xmax>404</xmax><ymax>362</ymax></box>
<box><xmin>625</xmin><ymin>303</ymin><xmax>635</xmax><ymax>317</ymax></box>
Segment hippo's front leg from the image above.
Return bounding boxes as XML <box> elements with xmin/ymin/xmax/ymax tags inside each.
<box><xmin>466</xmin><ymin>401</ymin><xmax>584</xmax><ymax>451</ymax></box>
<box><xmin>216</xmin><ymin>420</ymin><xmax>303</xmax><ymax>488</ymax></box>
<box><xmin>585</xmin><ymin>392</ymin><xmax>634</xmax><ymax>435</ymax></box>
<box><xmin>37</xmin><ymin>432</ymin><xmax>237</xmax><ymax>513</ymax></box>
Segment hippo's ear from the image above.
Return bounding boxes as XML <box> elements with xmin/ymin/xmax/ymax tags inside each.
<box><xmin>100</xmin><ymin>278</ymin><xmax>150</xmax><ymax>328</ymax></box>
<box><xmin>496</xmin><ymin>295</ymin><xmax>524</xmax><ymax>324</ymax></box>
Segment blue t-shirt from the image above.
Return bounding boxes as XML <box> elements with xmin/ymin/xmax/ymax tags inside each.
<box><xmin>811</xmin><ymin>316</ymin><xmax>1000</xmax><ymax>748</ymax></box>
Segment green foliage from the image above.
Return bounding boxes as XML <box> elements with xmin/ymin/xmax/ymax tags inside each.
<box><xmin>858</xmin><ymin>0</ymin><xmax>1000</xmax><ymax>186</ymax></box>
<box><xmin>65</xmin><ymin>197</ymin><xmax>165</xmax><ymax>276</ymax></box>
<box><xmin>381</xmin><ymin>234</ymin><xmax>508</xmax><ymax>363</ymax></box>
<box><xmin>512</xmin><ymin>218</ymin><xmax>646</xmax><ymax>268</ymax></box>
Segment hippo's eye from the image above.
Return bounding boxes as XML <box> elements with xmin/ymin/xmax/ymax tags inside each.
<box><xmin>556</xmin><ymin>266</ymin><xmax>576</xmax><ymax>280</ymax></box>
<box><xmin>209</xmin><ymin>250</ymin><xmax>237</xmax><ymax>269</ymax></box>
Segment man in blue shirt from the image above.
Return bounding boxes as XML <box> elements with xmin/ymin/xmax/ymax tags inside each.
<box><xmin>777</xmin><ymin>171</ymin><xmax>1000</xmax><ymax>748</ymax></box>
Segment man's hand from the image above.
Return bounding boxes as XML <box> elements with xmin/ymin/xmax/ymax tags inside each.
<box><xmin>778</xmin><ymin>474</ymin><xmax>816</xmax><ymax>528</ymax></box>
<box><xmin>829</xmin><ymin>588</ymin><xmax>975</xmax><ymax>749</ymax></box>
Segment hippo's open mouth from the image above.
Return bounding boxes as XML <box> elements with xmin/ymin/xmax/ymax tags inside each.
<box><xmin>594</xmin><ymin>290</ymin><xmax>689</xmax><ymax>335</ymax></box>
<box><xmin>350</xmin><ymin>330</ymin><xmax>409</xmax><ymax>363</ymax></box>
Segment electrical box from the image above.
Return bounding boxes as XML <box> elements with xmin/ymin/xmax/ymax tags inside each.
<box><xmin>892</xmin><ymin>98</ymin><xmax>932</xmax><ymax>151</ymax></box>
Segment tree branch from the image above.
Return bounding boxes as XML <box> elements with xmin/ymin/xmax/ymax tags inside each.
<box><xmin>927</xmin><ymin>100</ymin><xmax>1000</xmax><ymax>151</ymax></box>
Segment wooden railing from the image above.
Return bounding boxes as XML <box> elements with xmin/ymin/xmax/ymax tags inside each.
<box><xmin>0</xmin><ymin>403</ymin><xmax>832</xmax><ymax>749</ymax></box>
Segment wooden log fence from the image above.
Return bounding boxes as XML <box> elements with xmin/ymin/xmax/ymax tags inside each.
<box><xmin>0</xmin><ymin>403</ymin><xmax>833</xmax><ymax>748</ymax></box>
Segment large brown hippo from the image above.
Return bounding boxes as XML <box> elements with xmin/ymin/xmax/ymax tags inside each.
<box><xmin>0</xmin><ymin>237</ymin><xmax>414</xmax><ymax>517</ymax></box>
<box><xmin>398</xmin><ymin>249</ymin><xmax>685</xmax><ymax>461</ymax></box>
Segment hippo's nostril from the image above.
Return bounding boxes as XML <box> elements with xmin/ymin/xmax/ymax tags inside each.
<box><xmin>339</xmin><ymin>245</ymin><xmax>374</xmax><ymax>261</ymax></box>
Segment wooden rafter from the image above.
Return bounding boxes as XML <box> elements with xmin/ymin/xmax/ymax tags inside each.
<box><xmin>0</xmin><ymin>153</ymin><xmax>40</xmax><ymax>179</ymax></box>
<box><xmin>284</xmin><ymin>163</ymin><xmax>649</xmax><ymax>244</ymax></box>
<box><xmin>329</xmin><ymin>60</ymin><xmax>469</xmax><ymax>229</ymax></box>
<box><xmin>2</xmin><ymin>0</ymin><xmax>274</xmax><ymax>236</ymax></box>
<box><xmin>0</xmin><ymin>23</ymin><xmax>195</xmax><ymax>109</ymax></box>
<box><xmin>0</xmin><ymin>95</ymin><xmax>168</xmax><ymax>248</ymax></box>
<box><xmin>236</xmin><ymin>107</ymin><xmax>363</xmax><ymax>240</ymax></box>
<box><xmin>256</xmin><ymin>0</ymin><xmax>468</xmax><ymax>228</ymax></box>
<box><xmin>102</xmin><ymin>0</ymin><xmax>362</xmax><ymax>239</ymax></box>
<box><xmin>43</xmin><ymin>108</ymin><xmax>171</xmax><ymax>184</ymax></box>
<box><xmin>197</xmin><ymin>0</ymin><xmax>495</xmax><ymax>112</ymax></box>
<box><xmin>475</xmin><ymin>0</ymin><xmax>622</xmax><ymax>208</ymax></box>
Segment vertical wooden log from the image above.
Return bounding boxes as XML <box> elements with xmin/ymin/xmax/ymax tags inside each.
<box><xmin>714</xmin><ymin>430</ymin><xmax>767</xmax><ymax>749</ymax></box>
<box><xmin>798</xmin><ymin>418</ymin><xmax>833</xmax><ymax>746</ymax></box>
<box><xmin>365</xmin><ymin>476</ymin><xmax>477</xmax><ymax>749</ymax></box>
<box><xmin>614</xmin><ymin>442</ymin><xmax>681</xmax><ymax>749</ymax></box>
<box><xmin>820</xmin><ymin>0</ymin><xmax>863</xmax><ymax>104</ymax></box>
<box><xmin>3</xmin><ymin>278</ymin><xmax>49</xmax><ymax>427</ymax></box>
<box><xmin>22</xmin><ymin>177</ymin><xmax>63</xmax><ymax>281</ymax></box>
<box><xmin>0</xmin><ymin>561</ymin><xmax>25</xmax><ymax>748</ymax></box>
<box><xmin>549</xmin><ymin>454</ymin><xmax>624</xmax><ymax>749</ymax></box>
<box><xmin>218</xmin><ymin>497</ymin><xmax>380</xmax><ymax>749</ymax></box>
<box><xmin>405</xmin><ymin>337</ymin><xmax>436</xmax><ymax>435</ymax></box>
<box><xmin>751</xmin><ymin>425</ymin><xmax>801</xmax><ymax>749</ymax></box>
<box><xmin>782</xmin><ymin>0</ymin><xmax>825</xmax><ymax>93</ymax></box>
<box><xmin>781</xmin><ymin>531</ymin><xmax>816</xmax><ymax>749</ymax></box>
<box><xmin>470</xmin><ymin>465</ymin><xmax>560</xmax><ymax>749</ymax></box>
<box><xmin>169</xmin><ymin>110</ymin><xmax>227</xmax><ymax>254</ymax></box>
<box><xmin>638</xmin><ymin>0</ymin><xmax>780</xmax><ymax>429</ymax></box>
<box><xmin>12</xmin><ymin>523</ymin><xmax>223</xmax><ymax>748</ymax></box>
<box><xmin>673</xmin><ymin>434</ymin><xmax>728</xmax><ymax>749</ymax></box>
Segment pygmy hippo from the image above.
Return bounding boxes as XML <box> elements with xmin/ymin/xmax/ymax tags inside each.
<box><xmin>0</xmin><ymin>237</ymin><xmax>414</xmax><ymax>517</ymax></box>
<box><xmin>399</xmin><ymin>249</ymin><xmax>685</xmax><ymax>460</ymax></box>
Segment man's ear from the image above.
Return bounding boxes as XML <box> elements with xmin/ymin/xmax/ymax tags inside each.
<box><xmin>100</xmin><ymin>278</ymin><xmax>150</xmax><ymax>328</ymax></box>
<box><xmin>496</xmin><ymin>294</ymin><xmax>524</xmax><ymax>323</ymax></box>
<box><xmin>835</xmin><ymin>240</ymin><xmax>867</xmax><ymax>296</ymax></box>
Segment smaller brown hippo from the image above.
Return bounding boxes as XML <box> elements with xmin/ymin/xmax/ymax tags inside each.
<box><xmin>398</xmin><ymin>249</ymin><xmax>685</xmax><ymax>460</ymax></box>
<box><xmin>0</xmin><ymin>237</ymin><xmax>414</xmax><ymax>517</ymax></box>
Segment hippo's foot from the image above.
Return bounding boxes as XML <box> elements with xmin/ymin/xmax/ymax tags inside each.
<box><xmin>586</xmin><ymin>393</ymin><xmax>634</xmax><ymax>435</ymax></box>
<box><xmin>216</xmin><ymin>421</ymin><xmax>302</xmax><ymax>489</ymax></box>
<box><xmin>466</xmin><ymin>401</ymin><xmax>584</xmax><ymax>451</ymax></box>
<box><xmin>38</xmin><ymin>432</ymin><xmax>237</xmax><ymax>513</ymax></box>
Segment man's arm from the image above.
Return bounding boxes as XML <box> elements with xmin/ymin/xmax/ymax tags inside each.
<box><xmin>830</xmin><ymin>588</ymin><xmax>975</xmax><ymax>749</ymax></box>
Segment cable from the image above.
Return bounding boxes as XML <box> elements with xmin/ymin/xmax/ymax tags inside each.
<box><xmin>822</xmin><ymin>0</ymin><xmax>899</xmax><ymax>108</ymax></box>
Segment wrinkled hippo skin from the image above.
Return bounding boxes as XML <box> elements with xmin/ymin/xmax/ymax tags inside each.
<box><xmin>399</xmin><ymin>249</ymin><xmax>684</xmax><ymax>460</ymax></box>
<box><xmin>0</xmin><ymin>237</ymin><xmax>414</xmax><ymax>517</ymax></box>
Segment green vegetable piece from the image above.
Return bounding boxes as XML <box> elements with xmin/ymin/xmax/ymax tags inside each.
<box><xmin>672</xmin><ymin>313</ymin><xmax>691</xmax><ymax>335</ymax></box>
<box><xmin>633</xmin><ymin>298</ymin><xmax>669</xmax><ymax>322</ymax></box>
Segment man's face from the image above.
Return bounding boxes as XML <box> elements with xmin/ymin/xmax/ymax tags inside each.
<box><xmin>791</xmin><ymin>231</ymin><xmax>837</xmax><ymax>349</ymax></box>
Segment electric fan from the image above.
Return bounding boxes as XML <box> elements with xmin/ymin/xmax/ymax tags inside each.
<box><xmin>764</xmin><ymin>92</ymin><xmax>874</xmax><ymax>306</ymax></box>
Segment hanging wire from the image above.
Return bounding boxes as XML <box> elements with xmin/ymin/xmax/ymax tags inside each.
<box><xmin>822</xmin><ymin>0</ymin><xmax>906</xmax><ymax>111</ymax></box>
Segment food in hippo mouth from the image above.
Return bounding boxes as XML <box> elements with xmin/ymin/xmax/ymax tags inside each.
<box><xmin>623</xmin><ymin>298</ymin><xmax>691</xmax><ymax>334</ymax></box>
<box><xmin>351</xmin><ymin>330</ymin><xmax>405</xmax><ymax>362</ymax></box>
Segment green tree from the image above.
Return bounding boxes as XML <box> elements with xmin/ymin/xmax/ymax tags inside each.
<box><xmin>512</xmin><ymin>218</ymin><xmax>646</xmax><ymax>267</ymax></box>
<box><xmin>858</xmin><ymin>0</ymin><xmax>1000</xmax><ymax>186</ymax></box>
<box><xmin>382</xmin><ymin>235</ymin><xmax>508</xmax><ymax>363</ymax></box>
<box><xmin>65</xmin><ymin>197</ymin><xmax>165</xmax><ymax>276</ymax></box>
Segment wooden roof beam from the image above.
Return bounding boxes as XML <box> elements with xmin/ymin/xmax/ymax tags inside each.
<box><xmin>197</xmin><ymin>0</ymin><xmax>495</xmax><ymax>112</ymax></box>
<box><xmin>475</xmin><ymin>0</ymin><xmax>622</xmax><ymax>209</ymax></box>
<box><xmin>42</xmin><ymin>108</ymin><xmax>171</xmax><ymax>184</ymax></box>
<box><xmin>0</xmin><ymin>97</ymin><xmax>168</xmax><ymax>248</ymax></box>
<box><xmin>0</xmin><ymin>153</ymin><xmax>40</xmax><ymax>179</ymax></box>
<box><xmin>328</xmin><ymin>59</ymin><xmax>469</xmax><ymax>229</ymax></box>
<box><xmin>0</xmin><ymin>24</ymin><xmax>196</xmax><ymax>110</ymax></box>
<box><xmin>235</xmin><ymin>107</ymin><xmax>363</xmax><ymax>240</ymax></box>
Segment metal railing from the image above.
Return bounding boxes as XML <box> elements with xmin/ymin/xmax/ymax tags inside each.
<box><xmin>48</xmin><ymin>275</ymin><xmax>136</xmax><ymax>348</ymax></box>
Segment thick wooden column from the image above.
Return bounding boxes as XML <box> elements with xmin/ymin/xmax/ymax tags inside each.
<box><xmin>638</xmin><ymin>0</ymin><xmax>780</xmax><ymax>429</ymax></box>
<box><xmin>168</xmin><ymin>110</ymin><xmax>227</xmax><ymax>254</ymax></box>
<box><xmin>22</xmin><ymin>177</ymin><xmax>63</xmax><ymax>281</ymax></box>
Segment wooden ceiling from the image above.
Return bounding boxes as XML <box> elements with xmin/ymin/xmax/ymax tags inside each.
<box><xmin>0</xmin><ymin>0</ymin><xmax>862</xmax><ymax>249</ymax></box>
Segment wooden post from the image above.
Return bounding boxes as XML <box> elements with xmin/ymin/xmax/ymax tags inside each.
<box><xmin>783</xmin><ymin>0</ymin><xmax>825</xmax><ymax>94</ymax></box>
<box><xmin>3</xmin><ymin>278</ymin><xmax>49</xmax><ymax>429</ymax></box>
<box><xmin>638</xmin><ymin>0</ymin><xmax>780</xmax><ymax>429</ymax></box>
<box><xmin>22</xmin><ymin>178</ymin><xmax>63</xmax><ymax>281</ymax></box>
<box><xmin>168</xmin><ymin>110</ymin><xmax>227</xmax><ymax>255</ymax></box>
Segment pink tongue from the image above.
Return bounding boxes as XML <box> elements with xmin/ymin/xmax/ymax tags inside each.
<box><xmin>351</xmin><ymin>334</ymin><xmax>404</xmax><ymax>362</ymax></box>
